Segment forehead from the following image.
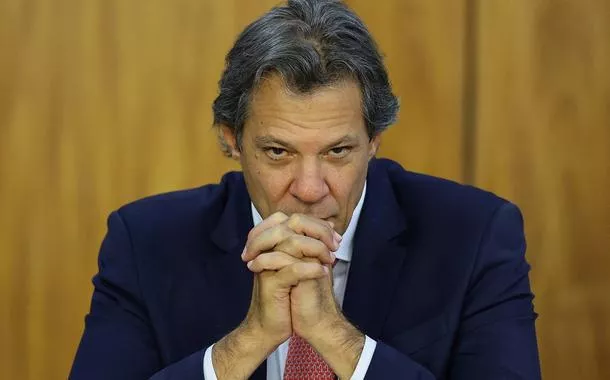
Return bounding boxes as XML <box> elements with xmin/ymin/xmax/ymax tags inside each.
<box><xmin>246</xmin><ymin>75</ymin><xmax>365</xmax><ymax>134</ymax></box>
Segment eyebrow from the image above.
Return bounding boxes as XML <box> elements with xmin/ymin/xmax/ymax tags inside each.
<box><xmin>254</xmin><ymin>135</ymin><xmax>297</xmax><ymax>151</ymax></box>
<box><xmin>254</xmin><ymin>134</ymin><xmax>361</xmax><ymax>151</ymax></box>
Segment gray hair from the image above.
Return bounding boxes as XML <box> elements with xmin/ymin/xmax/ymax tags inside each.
<box><xmin>213</xmin><ymin>0</ymin><xmax>399</xmax><ymax>155</ymax></box>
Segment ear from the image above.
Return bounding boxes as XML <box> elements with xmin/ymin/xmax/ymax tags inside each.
<box><xmin>219</xmin><ymin>125</ymin><xmax>241</xmax><ymax>160</ymax></box>
<box><xmin>368</xmin><ymin>134</ymin><xmax>381</xmax><ymax>160</ymax></box>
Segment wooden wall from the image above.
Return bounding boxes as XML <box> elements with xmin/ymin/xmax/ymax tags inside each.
<box><xmin>475</xmin><ymin>1</ymin><xmax>610</xmax><ymax>377</ymax></box>
<box><xmin>0</xmin><ymin>0</ymin><xmax>607</xmax><ymax>378</ymax></box>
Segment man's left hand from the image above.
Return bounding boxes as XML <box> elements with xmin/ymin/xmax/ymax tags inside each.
<box><xmin>290</xmin><ymin>266</ymin><xmax>365</xmax><ymax>379</ymax></box>
<box><xmin>245</xmin><ymin>214</ymin><xmax>365</xmax><ymax>378</ymax></box>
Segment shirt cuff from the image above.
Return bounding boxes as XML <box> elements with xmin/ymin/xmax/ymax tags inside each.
<box><xmin>350</xmin><ymin>335</ymin><xmax>377</xmax><ymax>380</ymax></box>
<box><xmin>203</xmin><ymin>344</ymin><xmax>218</xmax><ymax>380</ymax></box>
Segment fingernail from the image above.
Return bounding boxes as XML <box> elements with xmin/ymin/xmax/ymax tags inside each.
<box><xmin>334</xmin><ymin>231</ymin><xmax>342</xmax><ymax>242</ymax></box>
<box><xmin>241</xmin><ymin>247</ymin><xmax>247</xmax><ymax>260</ymax></box>
<box><xmin>333</xmin><ymin>234</ymin><xmax>342</xmax><ymax>250</ymax></box>
<box><xmin>330</xmin><ymin>252</ymin><xmax>336</xmax><ymax>262</ymax></box>
<box><xmin>247</xmin><ymin>261</ymin><xmax>253</xmax><ymax>269</ymax></box>
<box><xmin>323</xmin><ymin>266</ymin><xmax>329</xmax><ymax>274</ymax></box>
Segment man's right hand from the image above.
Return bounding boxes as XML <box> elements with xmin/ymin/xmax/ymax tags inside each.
<box><xmin>211</xmin><ymin>212</ymin><xmax>339</xmax><ymax>379</ymax></box>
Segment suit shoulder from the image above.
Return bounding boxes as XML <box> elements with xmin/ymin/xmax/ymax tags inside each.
<box><xmin>377</xmin><ymin>158</ymin><xmax>511</xmax><ymax>220</ymax></box>
<box><xmin>114</xmin><ymin>171</ymin><xmax>244</xmax><ymax>234</ymax></box>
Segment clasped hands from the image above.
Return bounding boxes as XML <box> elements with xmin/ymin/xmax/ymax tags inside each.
<box><xmin>242</xmin><ymin>212</ymin><xmax>343</xmax><ymax>345</ymax></box>
<box><xmin>212</xmin><ymin>212</ymin><xmax>364</xmax><ymax>379</ymax></box>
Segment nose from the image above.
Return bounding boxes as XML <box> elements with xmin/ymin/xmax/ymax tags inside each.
<box><xmin>289</xmin><ymin>157</ymin><xmax>330</xmax><ymax>204</ymax></box>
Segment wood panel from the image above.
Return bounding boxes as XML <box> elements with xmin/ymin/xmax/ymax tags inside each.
<box><xmin>348</xmin><ymin>0</ymin><xmax>467</xmax><ymax>181</ymax></box>
<box><xmin>474</xmin><ymin>0</ymin><xmax>610</xmax><ymax>378</ymax></box>
<box><xmin>0</xmin><ymin>0</ymin><xmax>274</xmax><ymax>378</ymax></box>
<box><xmin>0</xmin><ymin>0</ymin><xmax>465</xmax><ymax>379</ymax></box>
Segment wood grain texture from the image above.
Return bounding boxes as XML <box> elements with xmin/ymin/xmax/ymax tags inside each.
<box><xmin>348</xmin><ymin>0</ymin><xmax>466</xmax><ymax>181</ymax></box>
<box><xmin>0</xmin><ymin>1</ymin><xmax>265</xmax><ymax>378</ymax></box>
<box><xmin>474</xmin><ymin>0</ymin><xmax>610</xmax><ymax>378</ymax></box>
<box><xmin>0</xmin><ymin>1</ymin><xmax>465</xmax><ymax>379</ymax></box>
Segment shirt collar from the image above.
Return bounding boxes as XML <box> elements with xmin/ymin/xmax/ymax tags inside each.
<box><xmin>250</xmin><ymin>182</ymin><xmax>367</xmax><ymax>263</ymax></box>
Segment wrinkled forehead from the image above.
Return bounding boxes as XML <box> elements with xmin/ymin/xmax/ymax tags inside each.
<box><xmin>245</xmin><ymin>74</ymin><xmax>366</xmax><ymax>133</ymax></box>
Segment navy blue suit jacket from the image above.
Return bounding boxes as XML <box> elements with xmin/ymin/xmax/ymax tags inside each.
<box><xmin>70</xmin><ymin>158</ymin><xmax>541</xmax><ymax>379</ymax></box>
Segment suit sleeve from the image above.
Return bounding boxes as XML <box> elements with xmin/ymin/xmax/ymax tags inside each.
<box><xmin>364</xmin><ymin>202</ymin><xmax>541</xmax><ymax>379</ymax></box>
<box><xmin>70</xmin><ymin>211</ymin><xmax>205</xmax><ymax>380</ymax></box>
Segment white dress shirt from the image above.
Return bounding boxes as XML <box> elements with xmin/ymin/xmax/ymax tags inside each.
<box><xmin>203</xmin><ymin>183</ymin><xmax>377</xmax><ymax>379</ymax></box>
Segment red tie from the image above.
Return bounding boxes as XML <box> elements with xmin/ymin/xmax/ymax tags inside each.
<box><xmin>283</xmin><ymin>334</ymin><xmax>336</xmax><ymax>379</ymax></box>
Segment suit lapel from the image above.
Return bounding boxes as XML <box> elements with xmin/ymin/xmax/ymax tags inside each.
<box><xmin>342</xmin><ymin>159</ymin><xmax>408</xmax><ymax>339</ymax></box>
<box><xmin>205</xmin><ymin>173</ymin><xmax>268</xmax><ymax>379</ymax></box>
<box><xmin>210</xmin><ymin>172</ymin><xmax>253</xmax><ymax>256</ymax></box>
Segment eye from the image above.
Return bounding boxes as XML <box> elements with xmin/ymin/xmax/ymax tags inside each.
<box><xmin>327</xmin><ymin>146</ymin><xmax>351</xmax><ymax>159</ymax></box>
<box><xmin>265</xmin><ymin>147</ymin><xmax>288</xmax><ymax>160</ymax></box>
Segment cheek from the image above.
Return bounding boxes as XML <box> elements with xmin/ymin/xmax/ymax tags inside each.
<box><xmin>247</xmin><ymin>161</ymin><xmax>293</xmax><ymax>202</ymax></box>
<box><xmin>262</xmin><ymin>173</ymin><xmax>291</xmax><ymax>200</ymax></box>
<box><xmin>330</xmin><ymin>159</ymin><xmax>368</xmax><ymax>210</ymax></box>
<box><xmin>326</xmin><ymin>165</ymin><xmax>365</xmax><ymax>199</ymax></box>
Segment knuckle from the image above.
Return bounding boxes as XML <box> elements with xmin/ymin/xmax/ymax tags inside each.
<box><xmin>286</xmin><ymin>234</ymin><xmax>301</xmax><ymax>249</ymax></box>
<box><xmin>281</xmin><ymin>224</ymin><xmax>295</xmax><ymax>239</ymax></box>
<box><xmin>272</xmin><ymin>211</ymin><xmax>288</xmax><ymax>222</ymax></box>
<box><xmin>290</xmin><ymin>263</ymin><xmax>303</xmax><ymax>277</ymax></box>
<box><xmin>287</xmin><ymin>213</ymin><xmax>303</xmax><ymax>228</ymax></box>
<box><xmin>248</xmin><ymin>260</ymin><xmax>259</xmax><ymax>271</ymax></box>
<box><xmin>270</xmin><ymin>226</ymin><xmax>286</xmax><ymax>242</ymax></box>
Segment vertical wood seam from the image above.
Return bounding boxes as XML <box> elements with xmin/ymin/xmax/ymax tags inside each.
<box><xmin>462</xmin><ymin>0</ymin><xmax>479</xmax><ymax>185</ymax></box>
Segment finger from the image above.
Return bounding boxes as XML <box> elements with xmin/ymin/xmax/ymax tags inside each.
<box><xmin>273</xmin><ymin>262</ymin><xmax>328</xmax><ymax>288</ymax></box>
<box><xmin>326</xmin><ymin>263</ymin><xmax>334</xmax><ymax>286</ymax></box>
<box><xmin>243</xmin><ymin>212</ymin><xmax>289</xmax><ymax>261</ymax></box>
<box><xmin>248</xmin><ymin>211</ymin><xmax>289</xmax><ymax>241</ymax></box>
<box><xmin>247</xmin><ymin>251</ymin><xmax>300</xmax><ymax>273</ymax></box>
<box><xmin>274</xmin><ymin>234</ymin><xmax>335</xmax><ymax>265</ymax></box>
<box><xmin>286</xmin><ymin>214</ymin><xmax>342</xmax><ymax>252</ymax></box>
<box><xmin>243</xmin><ymin>223</ymin><xmax>294</xmax><ymax>262</ymax></box>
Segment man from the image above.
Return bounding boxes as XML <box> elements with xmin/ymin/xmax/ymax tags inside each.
<box><xmin>71</xmin><ymin>0</ymin><xmax>541</xmax><ymax>379</ymax></box>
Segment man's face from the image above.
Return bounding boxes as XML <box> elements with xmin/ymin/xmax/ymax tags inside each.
<box><xmin>223</xmin><ymin>75</ymin><xmax>379</xmax><ymax>234</ymax></box>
